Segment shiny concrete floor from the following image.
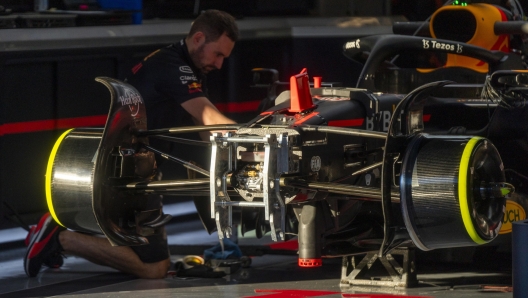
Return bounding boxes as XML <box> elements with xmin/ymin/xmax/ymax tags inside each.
<box><xmin>0</xmin><ymin>202</ymin><xmax>514</xmax><ymax>298</ymax></box>
<box><xmin>0</xmin><ymin>251</ymin><xmax>514</xmax><ymax>297</ymax></box>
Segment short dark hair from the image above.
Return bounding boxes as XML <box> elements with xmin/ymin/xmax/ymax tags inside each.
<box><xmin>188</xmin><ymin>10</ymin><xmax>239</xmax><ymax>43</ymax></box>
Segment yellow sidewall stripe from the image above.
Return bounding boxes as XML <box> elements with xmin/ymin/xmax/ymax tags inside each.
<box><xmin>458</xmin><ymin>136</ymin><xmax>487</xmax><ymax>244</ymax></box>
<box><xmin>45</xmin><ymin>129</ymin><xmax>73</xmax><ymax>227</ymax></box>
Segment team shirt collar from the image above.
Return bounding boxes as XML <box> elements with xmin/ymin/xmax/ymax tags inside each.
<box><xmin>178</xmin><ymin>39</ymin><xmax>203</xmax><ymax>77</ymax></box>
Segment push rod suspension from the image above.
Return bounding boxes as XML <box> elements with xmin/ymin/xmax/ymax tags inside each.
<box><xmin>137</xmin><ymin>124</ymin><xmax>243</xmax><ymax>136</ymax></box>
<box><xmin>281</xmin><ymin>178</ymin><xmax>400</xmax><ymax>202</ymax></box>
<box><xmin>151</xmin><ymin>135</ymin><xmax>210</xmax><ymax>147</ymax></box>
<box><xmin>352</xmin><ymin>161</ymin><xmax>383</xmax><ymax>176</ymax></box>
<box><xmin>298</xmin><ymin>125</ymin><xmax>387</xmax><ymax>139</ymax></box>
<box><xmin>142</xmin><ymin>144</ymin><xmax>210</xmax><ymax>177</ymax></box>
<box><xmin>119</xmin><ymin>178</ymin><xmax>210</xmax><ymax>189</ymax></box>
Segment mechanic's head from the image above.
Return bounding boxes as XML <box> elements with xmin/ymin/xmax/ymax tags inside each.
<box><xmin>186</xmin><ymin>10</ymin><xmax>239</xmax><ymax>74</ymax></box>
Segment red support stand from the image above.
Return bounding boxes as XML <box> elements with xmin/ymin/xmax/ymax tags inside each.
<box><xmin>313</xmin><ymin>76</ymin><xmax>322</xmax><ymax>88</ymax></box>
<box><xmin>288</xmin><ymin>68</ymin><xmax>315</xmax><ymax>113</ymax></box>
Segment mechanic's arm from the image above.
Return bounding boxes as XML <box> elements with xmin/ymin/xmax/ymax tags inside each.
<box><xmin>181</xmin><ymin>96</ymin><xmax>236</xmax><ymax>140</ymax></box>
<box><xmin>181</xmin><ymin>96</ymin><xmax>235</xmax><ymax>125</ymax></box>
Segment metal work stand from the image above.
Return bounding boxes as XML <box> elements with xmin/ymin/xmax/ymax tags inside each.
<box><xmin>340</xmin><ymin>248</ymin><xmax>417</xmax><ymax>288</ymax></box>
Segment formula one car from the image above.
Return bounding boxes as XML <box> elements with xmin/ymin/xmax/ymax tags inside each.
<box><xmin>44</xmin><ymin>1</ymin><xmax>528</xmax><ymax>287</ymax></box>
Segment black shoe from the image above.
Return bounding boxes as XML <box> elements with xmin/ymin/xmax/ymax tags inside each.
<box><xmin>24</xmin><ymin>213</ymin><xmax>64</xmax><ymax>277</ymax></box>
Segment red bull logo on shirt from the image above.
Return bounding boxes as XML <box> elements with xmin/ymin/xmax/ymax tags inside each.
<box><xmin>188</xmin><ymin>82</ymin><xmax>202</xmax><ymax>94</ymax></box>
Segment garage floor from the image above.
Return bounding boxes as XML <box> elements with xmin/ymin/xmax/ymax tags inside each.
<box><xmin>0</xmin><ymin>202</ymin><xmax>514</xmax><ymax>298</ymax></box>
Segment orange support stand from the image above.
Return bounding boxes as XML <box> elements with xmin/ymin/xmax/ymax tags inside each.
<box><xmin>288</xmin><ymin>68</ymin><xmax>315</xmax><ymax>113</ymax></box>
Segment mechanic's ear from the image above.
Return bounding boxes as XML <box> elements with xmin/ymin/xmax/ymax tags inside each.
<box><xmin>191</xmin><ymin>32</ymin><xmax>206</xmax><ymax>46</ymax></box>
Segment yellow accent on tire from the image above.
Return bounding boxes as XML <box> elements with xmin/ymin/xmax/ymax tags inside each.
<box><xmin>458</xmin><ymin>137</ymin><xmax>486</xmax><ymax>244</ymax></box>
<box><xmin>45</xmin><ymin>129</ymin><xmax>73</xmax><ymax>227</ymax></box>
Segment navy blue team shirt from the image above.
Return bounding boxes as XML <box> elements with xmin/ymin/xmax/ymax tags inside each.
<box><xmin>126</xmin><ymin>39</ymin><xmax>208</xmax><ymax>130</ymax></box>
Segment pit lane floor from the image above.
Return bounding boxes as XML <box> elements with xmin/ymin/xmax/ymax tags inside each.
<box><xmin>0</xmin><ymin>202</ymin><xmax>514</xmax><ymax>298</ymax></box>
